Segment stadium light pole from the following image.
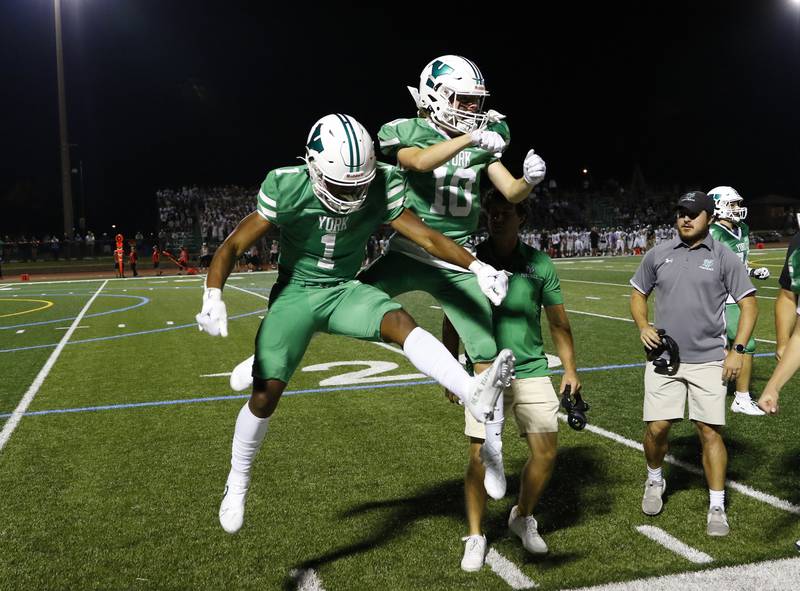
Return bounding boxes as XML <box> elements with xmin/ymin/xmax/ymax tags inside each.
<box><xmin>54</xmin><ymin>0</ymin><xmax>74</xmax><ymax>237</ymax></box>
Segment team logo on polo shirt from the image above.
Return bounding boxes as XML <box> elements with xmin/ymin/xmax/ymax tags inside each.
<box><xmin>699</xmin><ymin>258</ymin><xmax>715</xmax><ymax>271</ymax></box>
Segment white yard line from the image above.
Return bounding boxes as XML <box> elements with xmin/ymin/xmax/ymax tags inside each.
<box><xmin>565</xmin><ymin>556</ymin><xmax>800</xmax><ymax>591</ymax></box>
<box><xmin>634</xmin><ymin>525</ymin><xmax>713</xmax><ymax>564</ymax></box>
<box><xmin>557</xmin><ymin>414</ymin><xmax>800</xmax><ymax>514</ymax></box>
<box><xmin>370</xmin><ymin>341</ymin><xmax>406</xmax><ymax>355</ymax></box>
<box><xmin>226</xmin><ymin>283</ymin><xmax>270</xmax><ymax>301</ymax></box>
<box><xmin>485</xmin><ymin>548</ymin><xmax>537</xmax><ymax>589</ymax></box>
<box><xmin>566</xmin><ymin>309</ymin><xmax>634</xmax><ymax>323</ymax></box>
<box><xmin>289</xmin><ymin>568</ymin><xmax>326</xmax><ymax>591</ymax></box>
<box><xmin>0</xmin><ymin>280</ymin><xmax>108</xmax><ymax>452</ymax></box>
<box><xmin>0</xmin><ymin>270</ymin><xmax>277</xmax><ymax>288</ymax></box>
<box><xmin>200</xmin><ymin>372</ymin><xmax>232</xmax><ymax>378</ymax></box>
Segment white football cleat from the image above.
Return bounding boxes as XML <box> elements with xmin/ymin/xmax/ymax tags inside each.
<box><xmin>460</xmin><ymin>534</ymin><xmax>487</xmax><ymax>572</ymax></box>
<box><xmin>480</xmin><ymin>441</ymin><xmax>506</xmax><ymax>500</ymax></box>
<box><xmin>730</xmin><ymin>396</ymin><xmax>766</xmax><ymax>416</ymax></box>
<box><xmin>465</xmin><ymin>349</ymin><xmax>515</xmax><ymax>423</ymax></box>
<box><xmin>230</xmin><ymin>355</ymin><xmax>255</xmax><ymax>392</ymax></box>
<box><xmin>219</xmin><ymin>482</ymin><xmax>248</xmax><ymax>534</ymax></box>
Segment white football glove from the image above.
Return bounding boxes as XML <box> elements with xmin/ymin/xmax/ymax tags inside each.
<box><xmin>469</xmin><ymin>129</ymin><xmax>506</xmax><ymax>155</ymax></box>
<box><xmin>523</xmin><ymin>149</ymin><xmax>546</xmax><ymax>186</ymax></box>
<box><xmin>196</xmin><ymin>287</ymin><xmax>228</xmax><ymax>337</ymax></box>
<box><xmin>751</xmin><ymin>267</ymin><xmax>770</xmax><ymax>280</ymax></box>
<box><xmin>469</xmin><ymin>260</ymin><xmax>508</xmax><ymax>306</ymax></box>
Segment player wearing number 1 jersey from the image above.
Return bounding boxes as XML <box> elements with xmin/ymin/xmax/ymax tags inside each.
<box><xmin>195</xmin><ymin>114</ymin><xmax>515</xmax><ymax>535</ymax></box>
<box><xmin>709</xmin><ymin>186</ymin><xmax>770</xmax><ymax>416</ymax></box>
<box><xmin>360</xmin><ymin>55</ymin><xmax>547</xmax><ymax>502</ymax></box>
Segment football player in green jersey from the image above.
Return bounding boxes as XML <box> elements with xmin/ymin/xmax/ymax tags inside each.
<box><xmin>360</xmin><ymin>55</ymin><xmax>547</xmax><ymax>501</ymax></box>
<box><xmin>709</xmin><ymin>186</ymin><xmax>770</xmax><ymax>416</ymax></box>
<box><xmin>196</xmin><ymin>114</ymin><xmax>516</xmax><ymax>535</ymax></box>
<box><xmin>444</xmin><ymin>192</ymin><xmax>580</xmax><ymax>570</ymax></box>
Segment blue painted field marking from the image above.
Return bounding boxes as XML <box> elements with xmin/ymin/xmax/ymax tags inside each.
<box><xmin>0</xmin><ymin>309</ymin><xmax>265</xmax><ymax>353</ymax></box>
<box><xmin>0</xmin><ymin>294</ymin><xmax>150</xmax><ymax>330</ymax></box>
<box><xmin>0</xmin><ymin>379</ymin><xmax>439</xmax><ymax>418</ymax></box>
<box><xmin>3</xmin><ymin>354</ymin><xmax>776</xmax><ymax>419</ymax></box>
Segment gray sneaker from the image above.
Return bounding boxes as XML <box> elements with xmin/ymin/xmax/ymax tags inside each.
<box><xmin>508</xmin><ymin>505</ymin><xmax>548</xmax><ymax>554</ymax></box>
<box><xmin>707</xmin><ymin>506</ymin><xmax>730</xmax><ymax>536</ymax></box>
<box><xmin>642</xmin><ymin>478</ymin><xmax>666</xmax><ymax>516</ymax></box>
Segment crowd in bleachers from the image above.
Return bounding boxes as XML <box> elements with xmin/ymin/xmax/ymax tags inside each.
<box><xmin>157</xmin><ymin>185</ymin><xmax>257</xmax><ymax>243</ymax></box>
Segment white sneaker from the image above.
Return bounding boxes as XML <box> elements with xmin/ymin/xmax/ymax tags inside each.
<box><xmin>707</xmin><ymin>506</ymin><xmax>730</xmax><ymax>536</ymax></box>
<box><xmin>465</xmin><ymin>349</ymin><xmax>515</xmax><ymax>423</ymax></box>
<box><xmin>642</xmin><ymin>478</ymin><xmax>666</xmax><ymax>516</ymax></box>
<box><xmin>730</xmin><ymin>396</ymin><xmax>766</xmax><ymax>416</ymax></box>
<box><xmin>460</xmin><ymin>534</ymin><xmax>487</xmax><ymax>572</ymax></box>
<box><xmin>219</xmin><ymin>482</ymin><xmax>248</xmax><ymax>534</ymax></box>
<box><xmin>230</xmin><ymin>355</ymin><xmax>255</xmax><ymax>392</ymax></box>
<box><xmin>480</xmin><ymin>441</ymin><xmax>506</xmax><ymax>500</ymax></box>
<box><xmin>508</xmin><ymin>505</ymin><xmax>548</xmax><ymax>554</ymax></box>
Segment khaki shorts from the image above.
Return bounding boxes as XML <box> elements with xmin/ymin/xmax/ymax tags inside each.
<box><xmin>465</xmin><ymin>376</ymin><xmax>560</xmax><ymax>439</ymax></box>
<box><xmin>643</xmin><ymin>360</ymin><xmax>726</xmax><ymax>426</ymax></box>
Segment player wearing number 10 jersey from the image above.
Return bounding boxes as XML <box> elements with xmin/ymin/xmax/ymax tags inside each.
<box><xmin>195</xmin><ymin>113</ymin><xmax>516</xmax><ymax>535</ymax></box>
<box><xmin>360</xmin><ymin>55</ymin><xmax>548</xmax><ymax>502</ymax></box>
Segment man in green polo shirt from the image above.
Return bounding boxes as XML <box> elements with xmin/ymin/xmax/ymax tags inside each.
<box><xmin>444</xmin><ymin>191</ymin><xmax>580</xmax><ymax>571</ymax></box>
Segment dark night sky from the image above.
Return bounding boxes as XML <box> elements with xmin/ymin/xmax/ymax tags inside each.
<box><xmin>2</xmin><ymin>0</ymin><xmax>800</xmax><ymax>235</ymax></box>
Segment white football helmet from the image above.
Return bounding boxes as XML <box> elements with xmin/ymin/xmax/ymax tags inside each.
<box><xmin>413</xmin><ymin>55</ymin><xmax>489</xmax><ymax>134</ymax></box>
<box><xmin>709</xmin><ymin>185</ymin><xmax>747</xmax><ymax>222</ymax></box>
<box><xmin>304</xmin><ymin>114</ymin><xmax>376</xmax><ymax>215</ymax></box>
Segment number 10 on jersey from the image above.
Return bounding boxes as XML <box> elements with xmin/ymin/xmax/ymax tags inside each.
<box><xmin>430</xmin><ymin>166</ymin><xmax>476</xmax><ymax>217</ymax></box>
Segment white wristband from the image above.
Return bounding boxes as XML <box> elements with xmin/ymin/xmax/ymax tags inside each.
<box><xmin>468</xmin><ymin>260</ymin><xmax>483</xmax><ymax>274</ymax></box>
<box><xmin>204</xmin><ymin>287</ymin><xmax>222</xmax><ymax>301</ymax></box>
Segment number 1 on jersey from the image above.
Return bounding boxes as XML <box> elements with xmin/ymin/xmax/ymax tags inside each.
<box><xmin>318</xmin><ymin>234</ymin><xmax>336</xmax><ymax>270</ymax></box>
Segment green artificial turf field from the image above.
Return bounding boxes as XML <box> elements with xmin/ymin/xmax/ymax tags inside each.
<box><xmin>1</xmin><ymin>250</ymin><xmax>798</xmax><ymax>590</ymax></box>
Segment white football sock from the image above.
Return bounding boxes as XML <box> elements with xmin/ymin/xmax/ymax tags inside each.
<box><xmin>709</xmin><ymin>489</ymin><xmax>725</xmax><ymax>510</ymax></box>
<box><xmin>228</xmin><ymin>402</ymin><xmax>270</xmax><ymax>489</ymax></box>
<box><xmin>402</xmin><ymin>327</ymin><xmax>473</xmax><ymax>402</ymax></box>
<box><xmin>647</xmin><ymin>465</ymin><xmax>663</xmax><ymax>483</ymax></box>
<box><xmin>483</xmin><ymin>392</ymin><xmax>504</xmax><ymax>451</ymax></box>
<box><xmin>734</xmin><ymin>391</ymin><xmax>751</xmax><ymax>402</ymax></box>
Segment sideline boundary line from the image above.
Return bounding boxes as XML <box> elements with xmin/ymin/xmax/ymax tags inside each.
<box><xmin>557</xmin><ymin>413</ymin><xmax>800</xmax><ymax>515</ymax></box>
<box><xmin>0</xmin><ymin>280</ymin><xmax>108</xmax><ymax>452</ymax></box>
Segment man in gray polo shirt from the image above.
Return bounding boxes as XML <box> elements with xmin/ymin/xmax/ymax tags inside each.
<box><xmin>630</xmin><ymin>191</ymin><xmax>757</xmax><ymax>536</ymax></box>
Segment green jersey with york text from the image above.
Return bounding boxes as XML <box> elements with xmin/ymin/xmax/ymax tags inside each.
<box><xmin>710</xmin><ymin>221</ymin><xmax>750</xmax><ymax>266</ymax></box>
<box><xmin>710</xmin><ymin>221</ymin><xmax>750</xmax><ymax>304</ymax></box>
<box><xmin>475</xmin><ymin>239</ymin><xmax>563</xmax><ymax>379</ymax></box>
<box><xmin>378</xmin><ymin>117</ymin><xmax>511</xmax><ymax>243</ymax></box>
<box><xmin>256</xmin><ymin>163</ymin><xmax>405</xmax><ymax>285</ymax></box>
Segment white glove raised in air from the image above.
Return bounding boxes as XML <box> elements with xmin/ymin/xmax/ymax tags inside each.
<box><xmin>751</xmin><ymin>267</ymin><xmax>770</xmax><ymax>280</ymax></box>
<box><xmin>196</xmin><ymin>287</ymin><xmax>228</xmax><ymax>337</ymax></box>
<box><xmin>469</xmin><ymin>129</ymin><xmax>506</xmax><ymax>155</ymax></box>
<box><xmin>523</xmin><ymin>149</ymin><xmax>546</xmax><ymax>186</ymax></box>
<box><xmin>469</xmin><ymin>260</ymin><xmax>508</xmax><ymax>306</ymax></box>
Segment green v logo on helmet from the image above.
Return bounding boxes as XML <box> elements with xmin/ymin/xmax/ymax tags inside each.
<box><xmin>431</xmin><ymin>60</ymin><xmax>454</xmax><ymax>79</ymax></box>
<box><xmin>307</xmin><ymin>123</ymin><xmax>324</xmax><ymax>153</ymax></box>
<box><xmin>427</xmin><ymin>60</ymin><xmax>455</xmax><ymax>89</ymax></box>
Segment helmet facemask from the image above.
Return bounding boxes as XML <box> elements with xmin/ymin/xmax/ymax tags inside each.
<box><xmin>432</xmin><ymin>86</ymin><xmax>488</xmax><ymax>134</ymax></box>
<box><xmin>306</xmin><ymin>157</ymin><xmax>375</xmax><ymax>215</ymax></box>
<box><xmin>714</xmin><ymin>198</ymin><xmax>748</xmax><ymax>223</ymax></box>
